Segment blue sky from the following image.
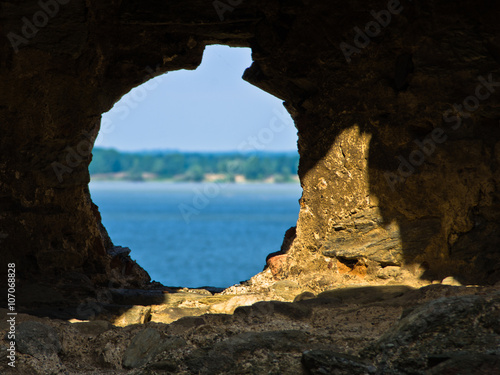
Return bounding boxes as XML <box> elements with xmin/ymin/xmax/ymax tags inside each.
<box><xmin>95</xmin><ymin>45</ymin><xmax>298</xmax><ymax>152</ymax></box>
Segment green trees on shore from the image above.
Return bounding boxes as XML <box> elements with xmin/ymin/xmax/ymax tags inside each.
<box><xmin>89</xmin><ymin>148</ymin><xmax>299</xmax><ymax>182</ymax></box>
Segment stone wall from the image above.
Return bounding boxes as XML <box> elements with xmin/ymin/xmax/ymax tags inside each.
<box><xmin>1</xmin><ymin>0</ymin><xmax>499</xmax><ymax>288</ymax></box>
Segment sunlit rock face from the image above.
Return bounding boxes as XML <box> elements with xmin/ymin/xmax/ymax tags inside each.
<box><xmin>1</xmin><ymin>0</ymin><xmax>500</xmax><ymax>288</ymax></box>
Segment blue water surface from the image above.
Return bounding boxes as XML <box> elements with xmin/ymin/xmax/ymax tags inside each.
<box><xmin>89</xmin><ymin>181</ymin><xmax>301</xmax><ymax>288</ymax></box>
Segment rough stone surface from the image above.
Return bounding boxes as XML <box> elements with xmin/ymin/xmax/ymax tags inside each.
<box><xmin>267</xmin><ymin>254</ymin><xmax>289</xmax><ymax>278</ymax></box>
<box><xmin>364</xmin><ymin>292</ymin><xmax>500</xmax><ymax>374</ymax></box>
<box><xmin>0</xmin><ymin>284</ymin><xmax>496</xmax><ymax>374</ymax></box>
<box><xmin>13</xmin><ymin>321</ymin><xmax>61</xmax><ymax>358</ymax></box>
<box><xmin>316</xmin><ymin>285</ymin><xmax>414</xmax><ymax>304</ymax></box>
<box><xmin>427</xmin><ymin>353</ymin><xmax>500</xmax><ymax>375</ymax></box>
<box><xmin>1</xmin><ymin>1</ymin><xmax>500</xmax><ymax>374</ymax></box>
<box><xmin>302</xmin><ymin>350</ymin><xmax>377</xmax><ymax>375</ymax></box>
<box><xmin>270</xmin><ymin>280</ymin><xmax>302</xmax><ymax>300</ymax></box>
<box><xmin>207</xmin><ymin>294</ymin><xmax>266</xmax><ymax>314</ymax></box>
<box><xmin>122</xmin><ymin>328</ymin><xmax>163</xmax><ymax>369</ymax></box>
<box><xmin>70</xmin><ymin>320</ymin><xmax>113</xmax><ymax>336</ymax></box>
<box><xmin>441</xmin><ymin>276</ymin><xmax>463</xmax><ymax>286</ymax></box>
<box><xmin>99</xmin><ymin>305</ymin><xmax>152</xmax><ymax>327</ymax></box>
<box><xmin>0</xmin><ymin>0</ymin><xmax>499</xmax><ymax>296</ymax></box>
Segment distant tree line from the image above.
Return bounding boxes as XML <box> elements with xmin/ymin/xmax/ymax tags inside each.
<box><xmin>89</xmin><ymin>148</ymin><xmax>299</xmax><ymax>182</ymax></box>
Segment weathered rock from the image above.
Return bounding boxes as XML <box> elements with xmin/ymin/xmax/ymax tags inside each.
<box><xmin>218</xmin><ymin>330</ymin><xmax>309</xmax><ymax>353</ymax></box>
<box><xmin>0</xmin><ymin>285</ymin><xmax>497</xmax><ymax>374</ymax></box>
<box><xmin>377</xmin><ymin>295</ymin><xmax>488</xmax><ymax>347</ymax></box>
<box><xmin>209</xmin><ymin>294</ymin><xmax>267</xmax><ymax>314</ymax></box>
<box><xmin>441</xmin><ymin>276</ymin><xmax>462</xmax><ymax>286</ymax></box>
<box><xmin>146</xmin><ymin>359</ymin><xmax>179</xmax><ymax>372</ymax></box>
<box><xmin>150</xmin><ymin>306</ymin><xmax>209</xmax><ymax>324</ymax></box>
<box><xmin>0</xmin><ymin>0</ymin><xmax>499</xmax><ymax>308</ymax></box>
<box><xmin>122</xmin><ymin>328</ymin><xmax>163</xmax><ymax>369</ymax></box>
<box><xmin>166</xmin><ymin>316</ymin><xmax>206</xmax><ymax>335</ymax></box>
<box><xmin>13</xmin><ymin>321</ymin><xmax>61</xmax><ymax>357</ymax></box>
<box><xmin>427</xmin><ymin>353</ymin><xmax>500</xmax><ymax>375</ymax></box>
<box><xmin>317</xmin><ymin>285</ymin><xmax>414</xmax><ymax>304</ymax></box>
<box><xmin>270</xmin><ymin>280</ymin><xmax>302</xmax><ymax>301</ymax></box>
<box><xmin>294</xmin><ymin>291</ymin><xmax>316</xmax><ymax>302</ymax></box>
<box><xmin>376</xmin><ymin>266</ymin><xmax>403</xmax><ymax>280</ymax></box>
<box><xmin>1</xmin><ymin>1</ymin><xmax>500</xmax><ymax>373</ymax></box>
<box><xmin>366</xmin><ymin>294</ymin><xmax>500</xmax><ymax>373</ymax></box>
<box><xmin>109</xmin><ymin>289</ymin><xmax>168</xmax><ymax>305</ymax></box>
<box><xmin>17</xmin><ymin>284</ymin><xmax>66</xmax><ymax>307</ymax></box>
<box><xmin>267</xmin><ymin>254</ymin><xmax>289</xmax><ymax>278</ymax></box>
<box><xmin>322</xmin><ymin>219</ymin><xmax>405</xmax><ymax>266</ymax></box>
<box><xmin>186</xmin><ymin>351</ymin><xmax>236</xmax><ymax>375</ymax></box>
<box><xmin>70</xmin><ymin>320</ymin><xmax>113</xmax><ymax>335</ymax></box>
<box><xmin>164</xmin><ymin>292</ymin><xmax>219</xmax><ymax>306</ymax></box>
<box><xmin>302</xmin><ymin>350</ymin><xmax>377</xmax><ymax>375</ymax></box>
<box><xmin>185</xmin><ymin>330</ymin><xmax>311</xmax><ymax>374</ymax></box>
<box><xmin>98</xmin><ymin>305</ymin><xmax>152</xmax><ymax>327</ymax></box>
<box><xmin>234</xmin><ymin>300</ymin><xmax>312</xmax><ymax>321</ymax></box>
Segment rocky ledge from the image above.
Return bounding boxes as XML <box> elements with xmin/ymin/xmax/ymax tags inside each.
<box><xmin>1</xmin><ymin>279</ymin><xmax>499</xmax><ymax>374</ymax></box>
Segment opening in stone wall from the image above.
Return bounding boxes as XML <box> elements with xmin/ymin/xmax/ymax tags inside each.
<box><xmin>89</xmin><ymin>45</ymin><xmax>300</xmax><ymax>288</ymax></box>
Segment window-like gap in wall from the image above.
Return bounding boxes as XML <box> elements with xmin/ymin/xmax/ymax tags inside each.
<box><xmin>89</xmin><ymin>45</ymin><xmax>300</xmax><ymax>288</ymax></box>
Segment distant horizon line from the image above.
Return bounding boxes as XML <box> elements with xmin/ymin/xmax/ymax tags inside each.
<box><xmin>93</xmin><ymin>146</ymin><xmax>299</xmax><ymax>154</ymax></box>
